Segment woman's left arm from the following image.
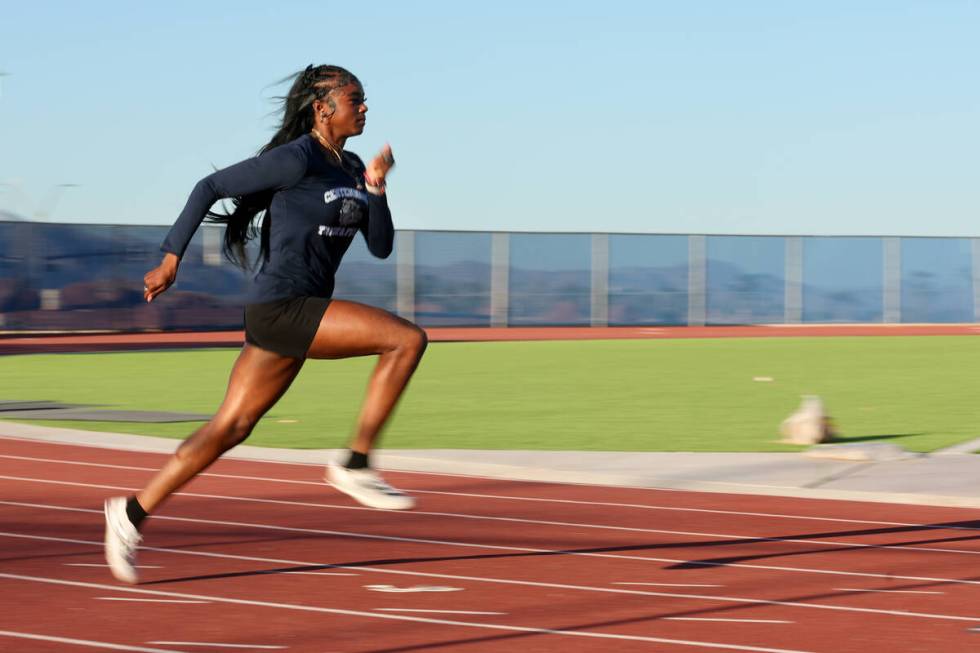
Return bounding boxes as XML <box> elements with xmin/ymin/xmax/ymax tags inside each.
<box><xmin>362</xmin><ymin>192</ymin><xmax>394</xmax><ymax>259</ymax></box>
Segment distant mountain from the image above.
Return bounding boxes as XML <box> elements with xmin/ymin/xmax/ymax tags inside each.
<box><xmin>0</xmin><ymin>210</ymin><xmax>27</xmax><ymax>222</ymax></box>
<box><xmin>0</xmin><ymin>219</ymin><xmax>247</xmax><ymax>328</ymax></box>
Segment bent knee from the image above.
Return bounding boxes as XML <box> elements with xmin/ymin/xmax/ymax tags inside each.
<box><xmin>189</xmin><ymin>415</ymin><xmax>258</xmax><ymax>453</ymax></box>
<box><xmin>224</xmin><ymin>415</ymin><xmax>259</xmax><ymax>446</ymax></box>
<box><xmin>403</xmin><ymin>325</ymin><xmax>428</xmax><ymax>358</ymax></box>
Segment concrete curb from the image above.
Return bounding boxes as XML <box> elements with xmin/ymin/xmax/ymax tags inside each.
<box><xmin>933</xmin><ymin>436</ymin><xmax>980</xmax><ymax>455</ymax></box>
<box><xmin>2</xmin><ymin>421</ymin><xmax>979</xmax><ymax>510</ymax></box>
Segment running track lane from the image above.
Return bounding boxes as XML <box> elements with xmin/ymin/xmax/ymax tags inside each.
<box><xmin>1</xmin><ymin>438</ymin><xmax>979</xmax><ymax>652</ymax></box>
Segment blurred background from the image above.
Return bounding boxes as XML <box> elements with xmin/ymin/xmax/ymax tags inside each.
<box><xmin>1</xmin><ymin>1</ymin><xmax>978</xmax><ymax>333</ymax></box>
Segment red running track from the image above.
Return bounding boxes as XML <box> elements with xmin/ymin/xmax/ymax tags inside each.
<box><xmin>1</xmin><ymin>436</ymin><xmax>979</xmax><ymax>652</ymax></box>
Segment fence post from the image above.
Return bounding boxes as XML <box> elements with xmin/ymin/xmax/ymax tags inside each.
<box><xmin>883</xmin><ymin>237</ymin><xmax>901</xmax><ymax>323</ymax></box>
<box><xmin>20</xmin><ymin>221</ymin><xmax>37</xmax><ymax>289</ymax></box>
<box><xmin>591</xmin><ymin>233</ymin><xmax>609</xmax><ymax>327</ymax></box>
<box><xmin>784</xmin><ymin>236</ymin><xmax>803</xmax><ymax>323</ymax></box>
<box><xmin>203</xmin><ymin>224</ymin><xmax>223</xmax><ymax>266</ymax></box>
<box><xmin>490</xmin><ymin>232</ymin><xmax>509</xmax><ymax>327</ymax></box>
<box><xmin>395</xmin><ymin>230</ymin><xmax>415</xmax><ymax>322</ymax></box>
<box><xmin>687</xmin><ymin>235</ymin><xmax>706</xmax><ymax>326</ymax></box>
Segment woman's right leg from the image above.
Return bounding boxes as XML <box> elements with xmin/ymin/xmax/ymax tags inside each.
<box><xmin>305</xmin><ymin>299</ymin><xmax>427</xmax><ymax>510</ymax></box>
<box><xmin>104</xmin><ymin>343</ymin><xmax>304</xmax><ymax>583</ymax></box>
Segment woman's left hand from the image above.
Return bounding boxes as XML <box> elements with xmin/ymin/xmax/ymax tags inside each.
<box><xmin>366</xmin><ymin>144</ymin><xmax>395</xmax><ymax>185</ymax></box>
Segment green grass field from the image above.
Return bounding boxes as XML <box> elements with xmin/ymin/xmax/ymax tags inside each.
<box><xmin>1</xmin><ymin>337</ymin><xmax>978</xmax><ymax>453</ymax></box>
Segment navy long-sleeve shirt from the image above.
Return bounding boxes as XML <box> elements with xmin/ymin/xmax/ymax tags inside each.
<box><xmin>161</xmin><ymin>134</ymin><xmax>393</xmax><ymax>304</ymax></box>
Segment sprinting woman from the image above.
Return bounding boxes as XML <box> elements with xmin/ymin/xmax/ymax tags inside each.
<box><xmin>104</xmin><ymin>64</ymin><xmax>427</xmax><ymax>584</ymax></box>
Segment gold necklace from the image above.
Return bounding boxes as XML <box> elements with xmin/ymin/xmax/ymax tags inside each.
<box><xmin>310</xmin><ymin>129</ymin><xmax>343</xmax><ymax>163</ymax></box>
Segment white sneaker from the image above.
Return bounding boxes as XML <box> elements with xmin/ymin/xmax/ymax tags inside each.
<box><xmin>104</xmin><ymin>496</ymin><xmax>142</xmax><ymax>584</ymax></box>
<box><xmin>327</xmin><ymin>463</ymin><xmax>416</xmax><ymax>510</ymax></box>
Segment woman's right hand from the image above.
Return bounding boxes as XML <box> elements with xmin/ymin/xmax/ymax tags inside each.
<box><xmin>143</xmin><ymin>253</ymin><xmax>180</xmax><ymax>303</ymax></box>
<box><xmin>366</xmin><ymin>144</ymin><xmax>395</xmax><ymax>186</ymax></box>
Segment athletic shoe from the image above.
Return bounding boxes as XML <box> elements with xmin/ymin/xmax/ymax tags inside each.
<box><xmin>103</xmin><ymin>496</ymin><xmax>142</xmax><ymax>584</ymax></box>
<box><xmin>326</xmin><ymin>463</ymin><xmax>416</xmax><ymax>510</ymax></box>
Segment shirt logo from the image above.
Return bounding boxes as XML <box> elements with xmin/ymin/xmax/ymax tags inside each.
<box><xmin>323</xmin><ymin>188</ymin><xmax>369</xmax><ymax>204</ymax></box>
<box><xmin>324</xmin><ymin>187</ymin><xmax>368</xmax><ymax>227</ymax></box>
<box><xmin>318</xmin><ymin>225</ymin><xmax>358</xmax><ymax>237</ymax></box>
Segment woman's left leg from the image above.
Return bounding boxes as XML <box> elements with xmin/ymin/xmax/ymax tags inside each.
<box><xmin>104</xmin><ymin>344</ymin><xmax>304</xmax><ymax>584</ymax></box>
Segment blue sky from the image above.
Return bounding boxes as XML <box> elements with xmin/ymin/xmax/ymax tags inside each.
<box><xmin>1</xmin><ymin>1</ymin><xmax>977</xmax><ymax>236</ymax></box>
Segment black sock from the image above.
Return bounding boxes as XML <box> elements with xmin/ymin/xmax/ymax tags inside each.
<box><xmin>126</xmin><ymin>495</ymin><xmax>148</xmax><ymax>530</ymax></box>
<box><xmin>344</xmin><ymin>450</ymin><xmax>369</xmax><ymax>469</ymax></box>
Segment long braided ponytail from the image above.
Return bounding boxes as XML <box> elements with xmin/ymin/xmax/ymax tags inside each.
<box><xmin>206</xmin><ymin>65</ymin><xmax>361</xmax><ymax>268</ymax></box>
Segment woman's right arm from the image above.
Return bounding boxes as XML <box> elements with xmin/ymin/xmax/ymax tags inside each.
<box><xmin>144</xmin><ymin>144</ymin><xmax>307</xmax><ymax>303</ymax></box>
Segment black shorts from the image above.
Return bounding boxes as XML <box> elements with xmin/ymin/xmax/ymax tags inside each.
<box><xmin>243</xmin><ymin>296</ymin><xmax>331</xmax><ymax>358</ymax></box>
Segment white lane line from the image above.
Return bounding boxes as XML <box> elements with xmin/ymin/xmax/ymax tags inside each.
<box><xmin>365</xmin><ymin>584</ymin><xmax>462</xmax><ymax>593</ymax></box>
<box><xmin>834</xmin><ymin>588</ymin><xmax>946</xmax><ymax>595</ymax></box>
<box><xmin>3</xmin><ymin>475</ymin><xmax>977</xmax><ymax>559</ymax></box>
<box><xmin>664</xmin><ymin>618</ymin><xmax>792</xmax><ymax>624</ymax></box>
<box><xmin>615</xmin><ymin>582</ymin><xmax>724</xmax><ymax>588</ymax></box>
<box><xmin>280</xmin><ymin>571</ymin><xmax>355</xmax><ymax>576</ymax></box>
<box><xmin>2</xmin><ymin>452</ymin><xmax>973</xmax><ymax>533</ymax></box>
<box><xmin>0</xmin><ymin>630</ymin><xmax>186</xmax><ymax>652</ymax></box>
<box><xmin>376</xmin><ymin>608</ymin><xmax>506</xmax><ymax>615</ymax></box>
<box><xmin>67</xmin><ymin>563</ymin><xmax>163</xmax><ymax>569</ymax></box>
<box><xmin>149</xmin><ymin>643</ymin><xmax>285</xmax><ymax>650</ymax></box>
<box><xmin>0</xmin><ymin>573</ymin><xmax>817</xmax><ymax>653</ymax></box>
<box><xmin>2</xmin><ymin>529</ymin><xmax>977</xmax><ymax>623</ymax></box>
<box><xmin>97</xmin><ymin>597</ymin><xmax>211</xmax><ymax>604</ymax></box>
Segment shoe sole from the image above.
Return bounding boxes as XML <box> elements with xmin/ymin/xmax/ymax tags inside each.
<box><xmin>325</xmin><ymin>470</ymin><xmax>416</xmax><ymax>510</ymax></box>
